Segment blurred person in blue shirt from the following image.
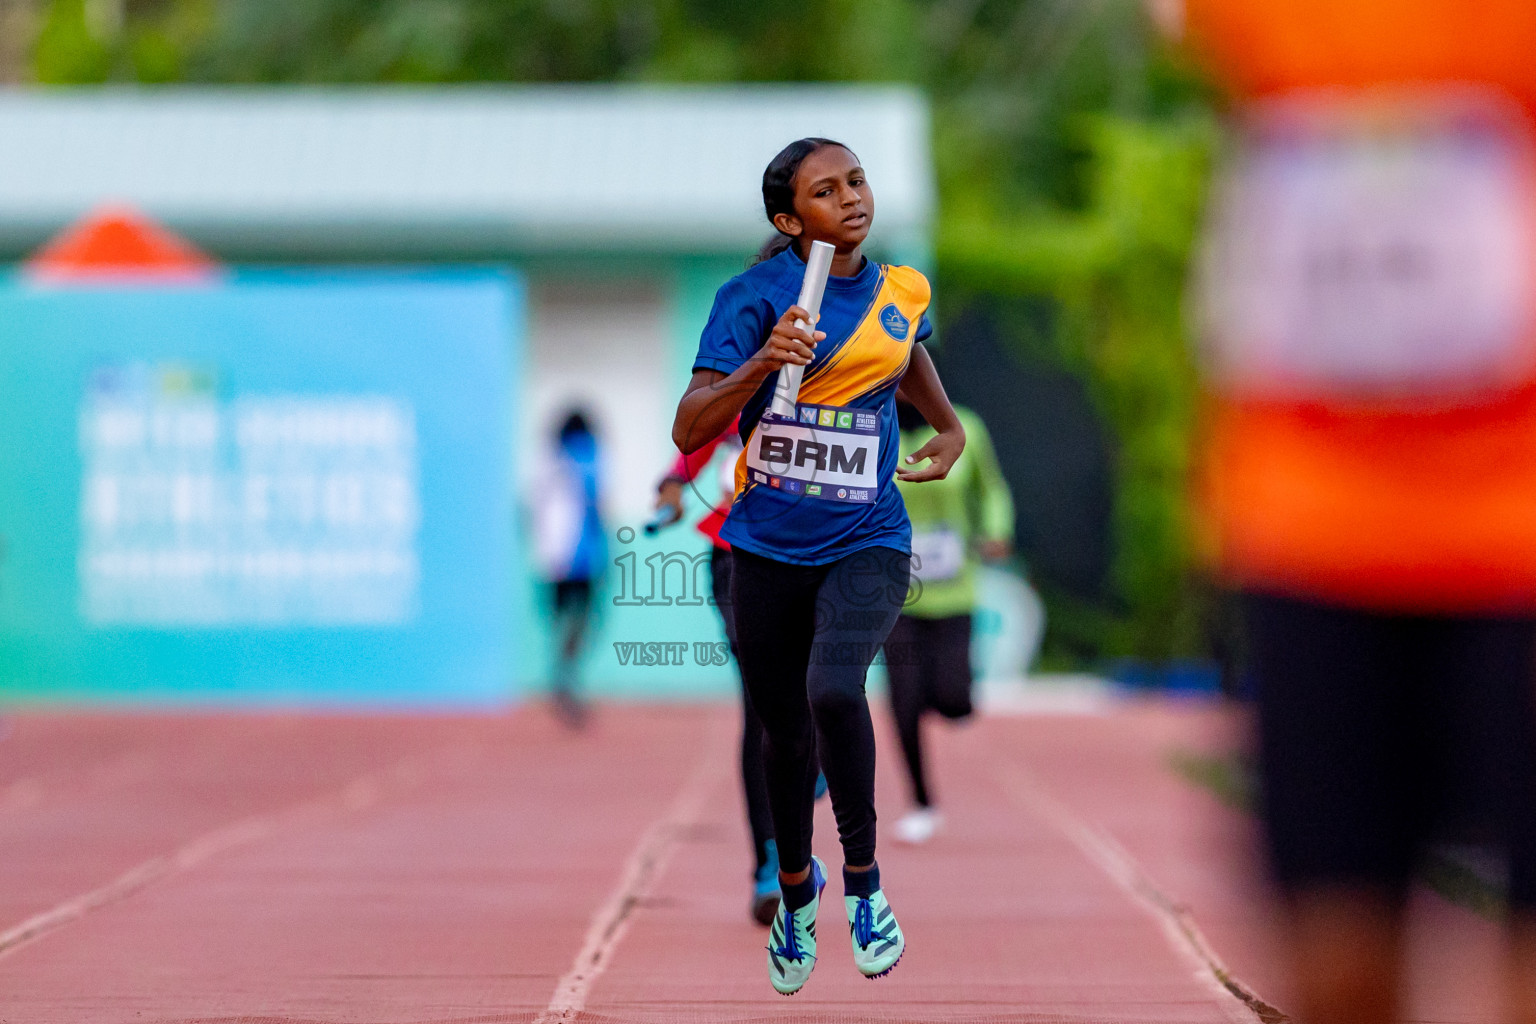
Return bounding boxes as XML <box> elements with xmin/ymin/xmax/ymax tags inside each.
<box><xmin>530</xmin><ymin>409</ymin><xmax>607</xmax><ymax>728</ymax></box>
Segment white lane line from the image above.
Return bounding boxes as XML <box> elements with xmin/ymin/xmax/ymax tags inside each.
<box><xmin>535</xmin><ymin>713</ymin><xmax>733</xmax><ymax>1024</ymax></box>
<box><xmin>991</xmin><ymin>752</ymin><xmax>1288</xmax><ymax>1024</ymax></box>
<box><xmin>0</xmin><ymin>755</ymin><xmax>429</xmax><ymax>961</ymax></box>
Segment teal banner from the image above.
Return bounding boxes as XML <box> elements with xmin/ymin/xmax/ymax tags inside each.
<box><xmin>0</xmin><ymin>270</ymin><xmax>518</xmax><ymax>706</ymax></box>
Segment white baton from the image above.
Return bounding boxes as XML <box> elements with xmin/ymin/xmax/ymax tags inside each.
<box><xmin>770</xmin><ymin>239</ymin><xmax>836</xmax><ymax>419</ymax></box>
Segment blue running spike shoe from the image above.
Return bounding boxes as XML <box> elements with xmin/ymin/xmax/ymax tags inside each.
<box><xmin>765</xmin><ymin>855</ymin><xmax>826</xmax><ymax>995</ymax></box>
<box><xmin>814</xmin><ymin>771</ymin><xmax>829</xmax><ymax>801</ymax></box>
<box><xmin>751</xmin><ymin>839</ymin><xmax>781</xmax><ymax>926</ymax></box>
<box><xmin>846</xmin><ymin>887</ymin><xmax>905</xmax><ymax>979</ymax></box>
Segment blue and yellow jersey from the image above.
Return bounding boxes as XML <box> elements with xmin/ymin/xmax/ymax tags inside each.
<box><xmin>692</xmin><ymin>245</ymin><xmax>931</xmax><ymax>565</ymax></box>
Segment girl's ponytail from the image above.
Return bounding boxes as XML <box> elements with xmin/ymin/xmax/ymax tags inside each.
<box><xmin>750</xmin><ymin>232</ymin><xmax>797</xmax><ymax>266</ymax></box>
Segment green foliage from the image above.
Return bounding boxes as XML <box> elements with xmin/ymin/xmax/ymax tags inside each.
<box><xmin>31</xmin><ymin>0</ymin><xmax>211</xmax><ymax>83</ymax></box>
<box><xmin>937</xmin><ymin>74</ymin><xmax>1217</xmax><ymax>661</ymax></box>
<box><xmin>22</xmin><ymin>0</ymin><xmax>1220</xmax><ymax>664</ymax></box>
<box><xmin>32</xmin><ymin>0</ymin><xmax>111</xmax><ymax>82</ymax></box>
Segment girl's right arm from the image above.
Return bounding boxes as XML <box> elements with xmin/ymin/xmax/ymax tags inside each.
<box><xmin>671</xmin><ymin>305</ymin><xmax>823</xmax><ymax>454</ymax></box>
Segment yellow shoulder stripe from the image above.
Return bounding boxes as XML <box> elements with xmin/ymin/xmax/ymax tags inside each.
<box><xmin>799</xmin><ymin>265</ymin><xmax>930</xmax><ymax>407</ymax></box>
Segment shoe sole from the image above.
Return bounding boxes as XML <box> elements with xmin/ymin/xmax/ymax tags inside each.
<box><xmin>866</xmin><ymin>951</ymin><xmax>897</xmax><ymax>982</ymax></box>
<box><xmin>771</xmin><ymin>956</ymin><xmax>815</xmax><ymax>997</ymax></box>
<box><xmin>769</xmin><ymin>956</ymin><xmax>813</xmax><ymax>996</ymax></box>
<box><xmin>861</xmin><ymin>945</ymin><xmax>905</xmax><ymax>980</ymax></box>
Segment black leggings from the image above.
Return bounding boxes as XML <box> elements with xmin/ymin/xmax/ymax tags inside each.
<box><xmin>732</xmin><ymin>545</ymin><xmax>911</xmax><ymax>872</ymax></box>
<box><xmin>709</xmin><ymin>547</ymin><xmax>776</xmax><ymax>875</ymax></box>
<box><xmin>1244</xmin><ymin>591</ymin><xmax>1536</xmax><ymax>910</ymax></box>
<box><xmin>885</xmin><ymin>613</ymin><xmax>974</xmax><ymax>809</ymax></box>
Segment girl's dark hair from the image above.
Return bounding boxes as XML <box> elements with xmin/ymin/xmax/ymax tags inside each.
<box><xmin>750</xmin><ymin>137</ymin><xmax>856</xmax><ymax>266</ymax></box>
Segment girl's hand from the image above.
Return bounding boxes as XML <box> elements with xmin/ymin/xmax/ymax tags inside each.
<box><xmin>756</xmin><ymin>305</ymin><xmax>824</xmax><ymax>371</ymax></box>
<box><xmin>654</xmin><ymin>479</ymin><xmax>685</xmax><ymax>522</ymax></box>
<box><xmin>897</xmin><ymin>427</ymin><xmax>965</xmax><ymax>483</ymax></box>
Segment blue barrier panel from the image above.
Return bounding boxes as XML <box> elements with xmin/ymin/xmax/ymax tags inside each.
<box><xmin>0</xmin><ymin>269</ymin><xmax>518</xmax><ymax>707</ymax></box>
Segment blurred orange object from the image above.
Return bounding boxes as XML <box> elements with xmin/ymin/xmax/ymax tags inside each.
<box><xmin>1189</xmin><ymin>0</ymin><xmax>1536</xmax><ymax>613</ymax></box>
<box><xmin>25</xmin><ymin>206</ymin><xmax>219</xmax><ymax>283</ymax></box>
<box><xmin>1185</xmin><ymin>1</ymin><xmax>1536</xmax><ymax>105</ymax></box>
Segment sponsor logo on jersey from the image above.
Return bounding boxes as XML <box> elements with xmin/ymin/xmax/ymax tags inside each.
<box><xmin>807</xmin><ymin>484</ymin><xmax>822</xmax><ymax>496</ymax></box>
<box><xmin>818</xmin><ymin>409</ymin><xmax>837</xmax><ymax>427</ymax></box>
<box><xmin>800</xmin><ymin>406</ymin><xmax>819</xmax><ymax>424</ymax></box>
<box><xmin>836</xmin><ymin>411</ymin><xmax>854</xmax><ymax>429</ymax></box>
<box><xmin>879</xmin><ymin>303</ymin><xmax>910</xmax><ymax>340</ymax></box>
<box><xmin>770</xmin><ymin>477</ymin><xmax>781</xmax><ymax>488</ymax></box>
<box><xmin>855</xmin><ymin>412</ymin><xmax>878</xmax><ymax>431</ymax></box>
<box><xmin>837</xmin><ymin>488</ymin><xmax>848</xmax><ymax>499</ymax></box>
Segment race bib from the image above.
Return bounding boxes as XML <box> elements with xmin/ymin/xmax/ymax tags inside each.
<box><xmin>1196</xmin><ymin>90</ymin><xmax>1536</xmax><ymax>404</ymax></box>
<box><xmin>745</xmin><ymin>403</ymin><xmax>880</xmax><ymax>503</ymax></box>
<box><xmin>911</xmin><ymin>528</ymin><xmax>965</xmax><ymax>582</ymax></box>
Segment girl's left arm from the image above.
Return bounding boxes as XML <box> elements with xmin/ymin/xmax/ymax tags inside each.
<box><xmin>895</xmin><ymin>343</ymin><xmax>965</xmax><ymax>482</ymax></box>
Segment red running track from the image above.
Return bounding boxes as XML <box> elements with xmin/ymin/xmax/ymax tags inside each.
<box><xmin>0</xmin><ymin>700</ymin><xmax>1508</xmax><ymax>1023</ymax></box>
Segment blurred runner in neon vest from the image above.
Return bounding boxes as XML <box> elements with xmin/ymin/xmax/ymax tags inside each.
<box><xmin>885</xmin><ymin>400</ymin><xmax>1014</xmax><ymax>845</ymax></box>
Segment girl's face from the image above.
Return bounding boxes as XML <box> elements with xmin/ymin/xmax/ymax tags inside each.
<box><xmin>775</xmin><ymin>145</ymin><xmax>874</xmax><ymax>254</ymax></box>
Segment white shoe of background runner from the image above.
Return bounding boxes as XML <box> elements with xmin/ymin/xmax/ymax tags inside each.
<box><xmin>894</xmin><ymin>808</ymin><xmax>942</xmax><ymax>845</ymax></box>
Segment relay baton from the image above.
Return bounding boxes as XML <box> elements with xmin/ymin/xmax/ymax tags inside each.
<box><xmin>642</xmin><ymin>506</ymin><xmax>683</xmax><ymax>536</ymax></box>
<box><xmin>769</xmin><ymin>239</ymin><xmax>836</xmax><ymax>419</ymax></box>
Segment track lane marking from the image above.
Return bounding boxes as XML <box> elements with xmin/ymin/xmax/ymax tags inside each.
<box><xmin>534</xmin><ymin>711</ymin><xmax>733</xmax><ymax>1024</ymax></box>
<box><xmin>991</xmin><ymin>747</ymin><xmax>1288</xmax><ymax>1024</ymax></box>
<box><xmin>0</xmin><ymin>753</ymin><xmax>435</xmax><ymax>961</ymax></box>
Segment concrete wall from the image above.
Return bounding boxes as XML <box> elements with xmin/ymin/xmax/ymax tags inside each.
<box><xmin>513</xmin><ymin>257</ymin><xmax>743</xmax><ymax>698</ymax></box>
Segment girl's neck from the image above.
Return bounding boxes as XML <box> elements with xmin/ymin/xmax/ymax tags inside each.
<box><xmin>798</xmin><ymin>239</ymin><xmax>864</xmax><ymax>278</ymax></box>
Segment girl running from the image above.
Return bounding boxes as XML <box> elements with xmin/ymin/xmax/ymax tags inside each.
<box><xmin>672</xmin><ymin>137</ymin><xmax>965</xmax><ymax>995</ymax></box>
<box><xmin>653</xmin><ymin>416</ymin><xmax>829</xmax><ymax>926</ymax></box>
